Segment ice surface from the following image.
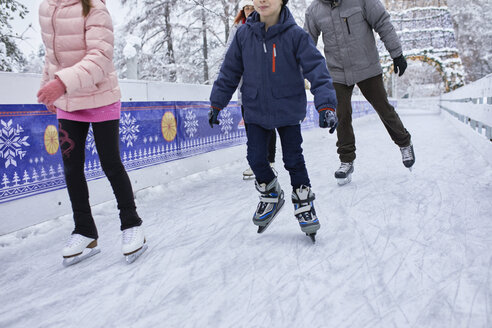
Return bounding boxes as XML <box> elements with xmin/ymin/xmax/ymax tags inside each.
<box><xmin>0</xmin><ymin>108</ymin><xmax>491</xmax><ymax>328</ymax></box>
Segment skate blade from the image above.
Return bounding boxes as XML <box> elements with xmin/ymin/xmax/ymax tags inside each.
<box><xmin>62</xmin><ymin>248</ymin><xmax>101</xmax><ymax>267</ymax></box>
<box><xmin>306</xmin><ymin>233</ymin><xmax>316</xmax><ymax>243</ymax></box>
<box><xmin>408</xmin><ymin>166</ymin><xmax>413</xmax><ymax>172</ymax></box>
<box><xmin>256</xmin><ymin>198</ymin><xmax>285</xmax><ymax>234</ymax></box>
<box><xmin>243</xmin><ymin>175</ymin><xmax>255</xmax><ymax>181</ymax></box>
<box><xmin>336</xmin><ymin>175</ymin><xmax>352</xmax><ymax>186</ymax></box>
<box><xmin>125</xmin><ymin>244</ymin><xmax>148</xmax><ymax>264</ymax></box>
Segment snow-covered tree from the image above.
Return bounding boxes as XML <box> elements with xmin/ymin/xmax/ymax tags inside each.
<box><xmin>22</xmin><ymin>44</ymin><xmax>45</xmax><ymax>74</ymax></box>
<box><xmin>447</xmin><ymin>0</ymin><xmax>492</xmax><ymax>82</ymax></box>
<box><xmin>0</xmin><ymin>0</ymin><xmax>28</xmax><ymax>71</ymax></box>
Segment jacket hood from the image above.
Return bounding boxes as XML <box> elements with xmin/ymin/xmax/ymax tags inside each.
<box><xmin>319</xmin><ymin>0</ymin><xmax>341</xmax><ymax>6</ymax></box>
<box><xmin>246</xmin><ymin>6</ymin><xmax>297</xmax><ymax>39</ymax></box>
<box><xmin>47</xmin><ymin>0</ymin><xmax>106</xmax><ymax>6</ymax></box>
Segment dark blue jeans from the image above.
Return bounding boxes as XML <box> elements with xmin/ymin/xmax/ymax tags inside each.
<box><xmin>246</xmin><ymin>124</ymin><xmax>310</xmax><ymax>190</ymax></box>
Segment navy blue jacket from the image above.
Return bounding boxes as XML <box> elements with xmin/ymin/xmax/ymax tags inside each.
<box><xmin>210</xmin><ymin>6</ymin><xmax>337</xmax><ymax>129</ymax></box>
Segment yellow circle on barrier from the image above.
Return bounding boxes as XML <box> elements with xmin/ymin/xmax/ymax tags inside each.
<box><xmin>161</xmin><ymin>111</ymin><xmax>177</xmax><ymax>142</ymax></box>
<box><xmin>44</xmin><ymin>124</ymin><xmax>59</xmax><ymax>155</ymax></box>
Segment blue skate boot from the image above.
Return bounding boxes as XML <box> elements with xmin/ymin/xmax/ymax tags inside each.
<box><xmin>253</xmin><ymin>177</ymin><xmax>285</xmax><ymax>233</ymax></box>
<box><xmin>292</xmin><ymin>185</ymin><xmax>320</xmax><ymax>243</ymax></box>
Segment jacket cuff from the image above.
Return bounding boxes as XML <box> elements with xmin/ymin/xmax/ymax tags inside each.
<box><xmin>317</xmin><ymin>106</ymin><xmax>335</xmax><ymax>113</ymax></box>
<box><xmin>54</xmin><ymin>69</ymin><xmax>78</xmax><ymax>94</ymax></box>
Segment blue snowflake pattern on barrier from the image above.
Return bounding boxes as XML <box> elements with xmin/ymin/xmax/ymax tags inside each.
<box><xmin>184</xmin><ymin>110</ymin><xmax>198</xmax><ymax>138</ymax></box>
<box><xmin>85</xmin><ymin>126</ymin><xmax>97</xmax><ymax>155</ymax></box>
<box><xmin>0</xmin><ymin>119</ymin><xmax>30</xmax><ymax>168</ymax></box>
<box><xmin>220</xmin><ymin>109</ymin><xmax>234</xmax><ymax>135</ymax></box>
<box><xmin>120</xmin><ymin>112</ymin><xmax>139</xmax><ymax>147</ymax></box>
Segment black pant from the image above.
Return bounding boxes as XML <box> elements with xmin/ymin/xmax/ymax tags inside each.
<box><xmin>247</xmin><ymin>123</ymin><xmax>310</xmax><ymax>190</ymax></box>
<box><xmin>58</xmin><ymin>119</ymin><xmax>142</xmax><ymax>239</ymax></box>
<box><xmin>334</xmin><ymin>74</ymin><xmax>411</xmax><ymax>163</ymax></box>
<box><xmin>242</xmin><ymin>105</ymin><xmax>276</xmax><ymax>163</ymax></box>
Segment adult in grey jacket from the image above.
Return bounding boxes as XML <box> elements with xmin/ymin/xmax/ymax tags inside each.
<box><xmin>304</xmin><ymin>0</ymin><xmax>415</xmax><ymax>184</ymax></box>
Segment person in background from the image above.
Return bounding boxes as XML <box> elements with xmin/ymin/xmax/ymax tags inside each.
<box><xmin>209</xmin><ymin>0</ymin><xmax>338</xmax><ymax>242</ymax></box>
<box><xmin>224</xmin><ymin>0</ymin><xmax>277</xmax><ymax>180</ymax></box>
<box><xmin>37</xmin><ymin>0</ymin><xmax>147</xmax><ymax>266</ymax></box>
<box><xmin>304</xmin><ymin>0</ymin><xmax>415</xmax><ymax>185</ymax></box>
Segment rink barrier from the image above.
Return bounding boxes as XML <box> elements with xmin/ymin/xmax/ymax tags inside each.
<box><xmin>439</xmin><ymin>103</ymin><xmax>492</xmax><ymax>140</ymax></box>
<box><xmin>0</xmin><ymin>100</ymin><xmax>380</xmax><ymax>205</ymax></box>
<box><xmin>439</xmin><ymin>73</ymin><xmax>492</xmax><ymax>141</ymax></box>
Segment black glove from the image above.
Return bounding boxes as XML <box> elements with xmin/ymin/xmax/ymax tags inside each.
<box><xmin>208</xmin><ymin>107</ymin><xmax>220</xmax><ymax>128</ymax></box>
<box><xmin>393</xmin><ymin>55</ymin><xmax>407</xmax><ymax>77</ymax></box>
<box><xmin>318</xmin><ymin>109</ymin><xmax>338</xmax><ymax>133</ymax></box>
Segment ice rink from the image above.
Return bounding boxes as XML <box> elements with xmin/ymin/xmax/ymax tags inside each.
<box><xmin>1</xmin><ymin>105</ymin><xmax>491</xmax><ymax>328</ymax></box>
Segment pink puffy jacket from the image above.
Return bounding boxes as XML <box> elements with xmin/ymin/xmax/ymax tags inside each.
<box><xmin>39</xmin><ymin>0</ymin><xmax>121</xmax><ymax>111</ymax></box>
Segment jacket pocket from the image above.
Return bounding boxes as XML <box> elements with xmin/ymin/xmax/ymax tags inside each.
<box><xmin>241</xmin><ymin>85</ymin><xmax>258</xmax><ymax>99</ymax></box>
<box><xmin>340</xmin><ymin>7</ymin><xmax>366</xmax><ymax>36</ymax></box>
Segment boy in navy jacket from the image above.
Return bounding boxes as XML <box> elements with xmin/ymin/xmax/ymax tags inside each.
<box><xmin>209</xmin><ymin>0</ymin><xmax>337</xmax><ymax>242</ymax></box>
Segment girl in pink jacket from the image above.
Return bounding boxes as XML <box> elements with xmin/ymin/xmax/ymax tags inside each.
<box><xmin>37</xmin><ymin>0</ymin><xmax>147</xmax><ymax>266</ymax></box>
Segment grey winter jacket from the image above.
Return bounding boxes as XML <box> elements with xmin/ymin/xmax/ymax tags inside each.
<box><xmin>304</xmin><ymin>0</ymin><xmax>402</xmax><ymax>86</ymax></box>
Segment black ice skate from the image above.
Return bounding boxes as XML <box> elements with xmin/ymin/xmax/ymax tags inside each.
<box><xmin>400</xmin><ymin>143</ymin><xmax>415</xmax><ymax>171</ymax></box>
<box><xmin>292</xmin><ymin>186</ymin><xmax>320</xmax><ymax>243</ymax></box>
<box><xmin>335</xmin><ymin>162</ymin><xmax>354</xmax><ymax>186</ymax></box>
<box><xmin>253</xmin><ymin>177</ymin><xmax>285</xmax><ymax>233</ymax></box>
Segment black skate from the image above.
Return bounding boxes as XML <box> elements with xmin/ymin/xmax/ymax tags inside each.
<box><xmin>292</xmin><ymin>186</ymin><xmax>320</xmax><ymax>243</ymax></box>
<box><xmin>400</xmin><ymin>143</ymin><xmax>415</xmax><ymax>171</ymax></box>
<box><xmin>335</xmin><ymin>162</ymin><xmax>354</xmax><ymax>186</ymax></box>
<box><xmin>253</xmin><ymin>177</ymin><xmax>285</xmax><ymax>233</ymax></box>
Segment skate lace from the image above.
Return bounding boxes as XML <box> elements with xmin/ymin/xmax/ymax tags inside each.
<box><xmin>122</xmin><ymin>227</ymin><xmax>138</xmax><ymax>244</ymax></box>
<box><xmin>66</xmin><ymin>234</ymin><xmax>85</xmax><ymax>247</ymax></box>
<box><xmin>297</xmin><ymin>211</ymin><xmax>313</xmax><ymax>222</ymax></box>
<box><xmin>257</xmin><ymin>201</ymin><xmax>268</xmax><ymax>213</ymax></box>
<box><xmin>338</xmin><ymin>162</ymin><xmax>352</xmax><ymax>173</ymax></box>
<box><xmin>400</xmin><ymin>145</ymin><xmax>413</xmax><ymax>161</ymax></box>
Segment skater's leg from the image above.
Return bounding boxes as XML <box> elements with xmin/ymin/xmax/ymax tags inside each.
<box><xmin>357</xmin><ymin>75</ymin><xmax>411</xmax><ymax>147</ymax></box>
<box><xmin>92</xmin><ymin>120</ymin><xmax>142</xmax><ymax>231</ymax></box>
<box><xmin>58</xmin><ymin>119</ymin><xmax>98</xmax><ymax>239</ymax></box>
<box><xmin>277</xmin><ymin>125</ymin><xmax>310</xmax><ymax>189</ymax></box>
<box><xmin>333</xmin><ymin>82</ymin><xmax>356</xmax><ymax>163</ymax></box>
<box><xmin>246</xmin><ymin>124</ymin><xmax>276</xmax><ymax>184</ymax></box>
<box><xmin>267</xmin><ymin>129</ymin><xmax>276</xmax><ymax>164</ymax></box>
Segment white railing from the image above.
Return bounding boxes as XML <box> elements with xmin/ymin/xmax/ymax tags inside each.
<box><xmin>439</xmin><ymin>73</ymin><xmax>492</xmax><ymax>140</ymax></box>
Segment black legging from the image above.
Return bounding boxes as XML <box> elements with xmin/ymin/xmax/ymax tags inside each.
<box><xmin>241</xmin><ymin>105</ymin><xmax>276</xmax><ymax>163</ymax></box>
<box><xmin>58</xmin><ymin>119</ymin><xmax>142</xmax><ymax>239</ymax></box>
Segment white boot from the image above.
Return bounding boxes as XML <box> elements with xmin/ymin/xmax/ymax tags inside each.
<box><xmin>62</xmin><ymin>234</ymin><xmax>100</xmax><ymax>267</ymax></box>
<box><xmin>62</xmin><ymin>234</ymin><xmax>97</xmax><ymax>258</ymax></box>
<box><xmin>243</xmin><ymin>166</ymin><xmax>254</xmax><ymax>180</ymax></box>
<box><xmin>122</xmin><ymin>226</ymin><xmax>147</xmax><ymax>264</ymax></box>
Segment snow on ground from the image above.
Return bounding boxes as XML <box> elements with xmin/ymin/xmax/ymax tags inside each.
<box><xmin>0</xmin><ymin>105</ymin><xmax>491</xmax><ymax>328</ymax></box>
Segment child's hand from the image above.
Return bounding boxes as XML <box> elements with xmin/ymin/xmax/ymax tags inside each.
<box><xmin>46</xmin><ymin>104</ymin><xmax>57</xmax><ymax>114</ymax></box>
<box><xmin>37</xmin><ymin>77</ymin><xmax>66</xmax><ymax>106</ymax></box>
<box><xmin>318</xmin><ymin>108</ymin><xmax>338</xmax><ymax>133</ymax></box>
<box><xmin>208</xmin><ymin>107</ymin><xmax>220</xmax><ymax>128</ymax></box>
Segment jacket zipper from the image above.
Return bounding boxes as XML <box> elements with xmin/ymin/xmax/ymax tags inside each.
<box><xmin>52</xmin><ymin>1</ymin><xmax>61</xmax><ymax>64</ymax></box>
<box><xmin>272</xmin><ymin>44</ymin><xmax>276</xmax><ymax>73</ymax></box>
<box><xmin>344</xmin><ymin>18</ymin><xmax>351</xmax><ymax>34</ymax></box>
